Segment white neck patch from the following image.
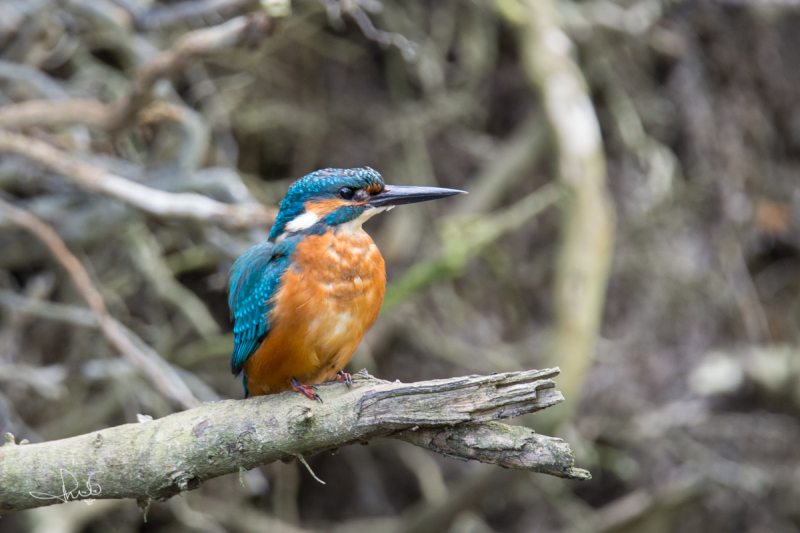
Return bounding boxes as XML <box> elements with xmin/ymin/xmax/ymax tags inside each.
<box><xmin>275</xmin><ymin>211</ymin><xmax>321</xmax><ymax>242</ymax></box>
<box><xmin>285</xmin><ymin>211</ymin><xmax>320</xmax><ymax>232</ymax></box>
<box><xmin>276</xmin><ymin>205</ymin><xmax>394</xmax><ymax>241</ymax></box>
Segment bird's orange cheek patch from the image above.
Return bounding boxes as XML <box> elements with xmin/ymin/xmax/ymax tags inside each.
<box><xmin>305</xmin><ymin>198</ymin><xmax>349</xmax><ymax>216</ymax></box>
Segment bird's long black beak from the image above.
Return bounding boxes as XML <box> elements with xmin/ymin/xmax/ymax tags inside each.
<box><xmin>367</xmin><ymin>185</ymin><xmax>466</xmax><ymax>207</ymax></box>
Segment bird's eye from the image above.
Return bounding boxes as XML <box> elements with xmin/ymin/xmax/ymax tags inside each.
<box><xmin>339</xmin><ymin>187</ymin><xmax>355</xmax><ymax>200</ymax></box>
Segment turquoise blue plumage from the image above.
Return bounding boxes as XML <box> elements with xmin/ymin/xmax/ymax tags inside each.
<box><xmin>228</xmin><ymin>237</ymin><xmax>296</xmax><ymax>381</ymax></box>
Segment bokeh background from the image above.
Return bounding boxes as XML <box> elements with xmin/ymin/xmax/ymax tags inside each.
<box><xmin>1</xmin><ymin>0</ymin><xmax>799</xmax><ymax>531</ymax></box>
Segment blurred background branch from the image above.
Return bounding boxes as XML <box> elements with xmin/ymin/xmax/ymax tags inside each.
<box><xmin>498</xmin><ymin>0</ymin><xmax>616</xmax><ymax>429</ymax></box>
<box><xmin>0</xmin><ymin>196</ymin><xmax>200</xmax><ymax>409</ymax></box>
<box><xmin>0</xmin><ymin>130</ymin><xmax>275</xmax><ymax>227</ymax></box>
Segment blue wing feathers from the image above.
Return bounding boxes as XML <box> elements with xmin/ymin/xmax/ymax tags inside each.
<box><xmin>228</xmin><ymin>238</ymin><xmax>296</xmax><ymax>377</ymax></box>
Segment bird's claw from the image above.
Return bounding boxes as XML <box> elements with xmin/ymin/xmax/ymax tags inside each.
<box><xmin>291</xmin><ymin>377</ymin><xmax>322</xmax><ymax>403</ymax></box>
<box><xmin>337</xmin><ymin>370</ymin><xmax>352</xmax><ymax>387</ymax></box>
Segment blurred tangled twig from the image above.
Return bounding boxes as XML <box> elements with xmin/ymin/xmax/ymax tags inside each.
<box><xmin>0</xmin><ymin>11</ymin><xmax>276</xmax><ymax>131</ymax></box>
<box><xmin>0</xmin><ymin>130</ymin><xmax>274</xmax><ymax>227</ymax></box>
<box><xmin>0</xmin><ymin>196</ymin><xmax>200</xmax><ymax>409</ymax></box>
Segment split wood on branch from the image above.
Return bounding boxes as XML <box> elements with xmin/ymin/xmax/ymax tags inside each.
<box><xmin>0</xmin><ymin>368</ymin><xmax>590</xmax><ymax>513</ymax></box>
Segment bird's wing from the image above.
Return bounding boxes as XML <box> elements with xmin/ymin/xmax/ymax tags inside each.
<box><xmin>228</xmin><ymin>238</ymin><xmax>294</xmax><ymax>376</ymax></box>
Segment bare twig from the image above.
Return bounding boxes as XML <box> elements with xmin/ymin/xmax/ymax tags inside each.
<box><xmin>0</xmin><ymin>131</ymin><xmax>275</xmax><ymax>227</ymax></box>
<box><xmin>137</xmin><ymin>100</ymin><xmax>211</xmax><ymax>173</ymax></box>
<box><xmin>0</xmin><ymin>59</ymin><xmax>71</xmax><ymax>100</ymax></box>
<box><xmin>187</xmin><ymin>495</ymin><xmax>317</xmax><ymax>533</ymax></box>
<box><xmin>712</xmin><ymin>0</ymin><xmax>800</xmax><ymax>5</ymax></box>
<box><xmin>0</xmin><ymin>12</ymin><xmax>276</xmax><ymax>131</ymax></box>
<box><xmin>0</xmin><ymin>368</ymin><xmax>589</xmax><ymax>513</ymax></box>
<box><xmin>396</xmin><ymin>466</ymin><xmax>499</xmax><ymax>533</ymax></box>
<box><xmin>0</xmin><ymin>99</ymin><xmax>116</xmax><ymax>130</ymax></box>
<box><xmin>127</xmin><ymin>226</ymin><xmax>221</xmax><ymax>338</ymax></box>
<box><xmin>383</xmin><ymin>183</ymin><xmax>563</xmax><ymax>311</ymax></box>
<box><xmin>120</xmin><ymin>12</ymin><xmax>274</xmax><ymax>124</ymax></box>
<box><xmin>499</xmin><ymin>0</ymin><xmax>616</xmax><ymax>422</ymax></box>
<box><xmin>0</xmin><ymin>288</ymin><xmax>97</xmax><ymax>328</ymax></box>
<box><xmin>0</xmin><ymin>364</ymin><xmax>67</xmax><ymax>399</ymax></box>
<box><xmin>453</xmin><ymin>113</ymin><xmax>548</xmax><ymax>215</ymax></box>
<box><xmin>0</xmin><ymin>197</ymin><xmax>200</xmax><ymax>410</ymax></box>
<box><xmin>320</xmin><ymin>0</ymin><xmax>418</xmax><ymax>60</ymax></box>
<box><xmin>720</xmin><ymin>239</ymin><xmax>772</xmax><ymax>344</ymax></box>
<box><xmin>0</xmin><ymin>59</ymin><xmax>92</xmax><ymax>148</ymax></box>
<box><xmin>129</xmin><ymin>0</ymin><xmax>259</xmax><ymax>30</ymax></box>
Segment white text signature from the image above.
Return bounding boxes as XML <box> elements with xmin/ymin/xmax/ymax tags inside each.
<box><xmin>29</xmin><ymin>469</ymin><xmax>101</xmax><ymax>505</ymax></box>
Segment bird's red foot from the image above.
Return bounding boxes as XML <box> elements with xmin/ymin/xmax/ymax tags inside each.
<box><xmin>337</xmin><ymin>370</ymin><xmax>352</xmax><ymax>387</ymax></box>
<box><xmin>291</xmin><ymin>377</ymin><xmax>322</xmax><ymax>403</ymax></box>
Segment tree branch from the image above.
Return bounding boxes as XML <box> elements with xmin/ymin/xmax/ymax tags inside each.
<box><xmin>0</xmin><ymin>197</ymin><xmax>201</xmax><ymax>410</ymax></box>
<box><xmin>383</xmin><ymin>183</ymin><xmax>563</xmax><ymax>312</ymax></box>
<box><xmin>498</xmin><ymin>0</ymin><xmax>616</xmax><ymax>424</ymax></box>
<box><xmin>0</xmin><ymin>368</ymin><xmax>589</xmax><ymax>514</ymax></box>
<box><xmin>397</xmin><ymin>421</ymin><xmax>588</xmax><ymax>479</ymax></box>
<box><xmin>0</xmin><ymin>131</ymin><xmax>275</xmax><ymax>228</ymax></box>
<box><xmin>129</xmin><ymin>0</ymin><xmax>260</xmax><ymax>30</ymax></box>
<box><xmin>0</xmin><ymin>12</ymin><xmax>276</xmax><ymax>131</ymax></box>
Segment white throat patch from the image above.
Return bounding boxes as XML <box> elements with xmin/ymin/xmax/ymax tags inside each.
<box><xmin>339</xmin><ymin>206</ymin><xmax>393</xmax><ymax>233</ymax></box>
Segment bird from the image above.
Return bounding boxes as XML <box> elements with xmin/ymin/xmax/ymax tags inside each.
<box><xmin>228</xmin><ymin>167</ymin><xmax>465</xmax><ymax>401</ymax></box>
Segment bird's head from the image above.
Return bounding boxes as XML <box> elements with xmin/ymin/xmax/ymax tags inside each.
<box><xmin>269</xmin><ymin>167</ymin><xmax>465</xmax><ymax>241</ymax></box>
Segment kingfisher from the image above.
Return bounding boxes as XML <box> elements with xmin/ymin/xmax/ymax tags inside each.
<box><xmin>228</xmin><ymin>167</ymin><xmax>464</xmax><ymax>401</ymax></box>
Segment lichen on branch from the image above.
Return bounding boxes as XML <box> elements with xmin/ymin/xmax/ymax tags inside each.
<box><xmin>0</xmin><ymin>368</ymin><xmax>589</xmax><ymax>514</ymax></box>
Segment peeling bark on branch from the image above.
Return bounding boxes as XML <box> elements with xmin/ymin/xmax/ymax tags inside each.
<box><xmin>397</xmin><ymin>421</ymin><xmax>589</xmax><ymax>480</ymax></box>
<box><xmin>0</xmin><ymin>368</ymin><xmax>589</xmax><ymax>514</ymax></box>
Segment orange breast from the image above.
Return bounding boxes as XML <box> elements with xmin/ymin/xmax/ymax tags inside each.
<box><xmin>244</xmin><ymin>229</ymin><xmax>385</xmax><ymax>395</ymax></box>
